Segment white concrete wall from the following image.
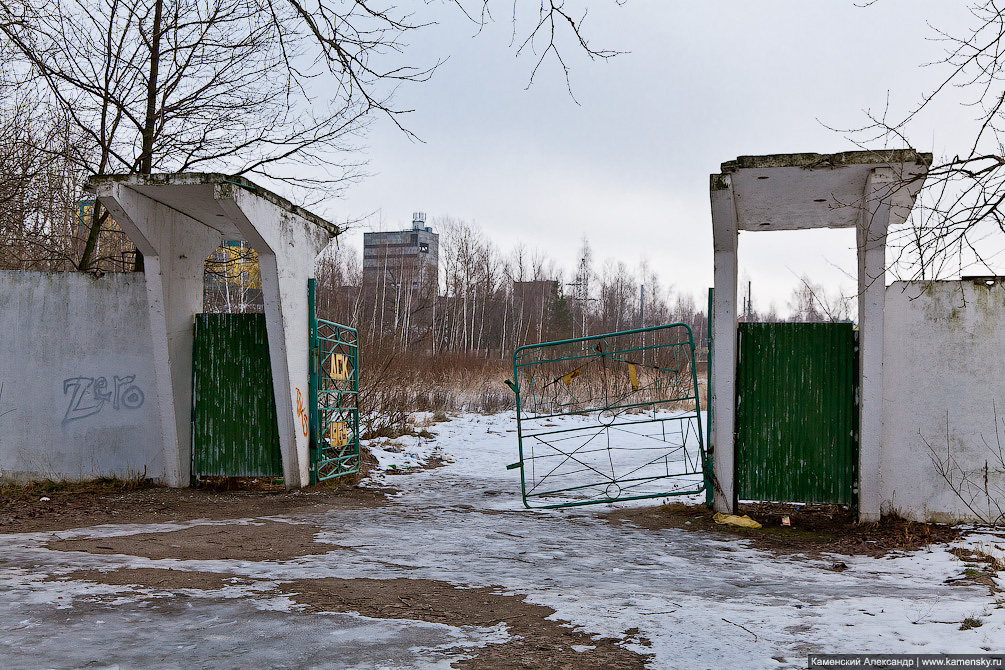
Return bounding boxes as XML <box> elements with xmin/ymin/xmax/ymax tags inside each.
<box><xmin>0</xmin><ymin>271</ymin><xmax>163</xmax><ymax>481</ymax></box>
<box><xmin>882</xmin><ymin>280</ymin><xmax>1005</xmax><ymax>523</ymax></box>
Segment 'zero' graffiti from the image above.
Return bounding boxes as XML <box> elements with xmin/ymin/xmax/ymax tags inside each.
<box><xmin>62</xmin><ymin>375</ymin><xmax>145</xmax><ymax>424</ymax></box>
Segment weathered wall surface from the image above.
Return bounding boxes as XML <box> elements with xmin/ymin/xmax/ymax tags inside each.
<box><xmin>0</xmin><ymin>271</ymin><xmax>163</xmax><ymax>481</ymax></box>
<box><xmin>882</xmin><ymin>280</ymin><xmax>1005</xmax><ymax>523</ymax></box>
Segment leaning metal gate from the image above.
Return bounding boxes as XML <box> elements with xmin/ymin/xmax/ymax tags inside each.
<box><xmin>508</xmin><ymin>324</ymin><xmax>709</xmax><ymax>509</ymax></box>
<box><xmin>308</xmin><ymin>279</ymin><xmax>361</xmax><ymax>483</ymax></box>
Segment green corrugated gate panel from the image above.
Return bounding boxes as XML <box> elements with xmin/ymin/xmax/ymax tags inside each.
<box><xmin>191</xmin><ymin>313</ymin><xmax>282</xmax><ymax>478</ymax></box>
<box><xmin>735</xmin><ymin>322</ymin><xmax>858</xmax><ymax>505</ymax></box>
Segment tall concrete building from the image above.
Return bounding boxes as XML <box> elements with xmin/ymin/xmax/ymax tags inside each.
<box><xmin>362</xmin><ymin>212</ymin><xmax>439</xmax><ymax>292</ymax></box>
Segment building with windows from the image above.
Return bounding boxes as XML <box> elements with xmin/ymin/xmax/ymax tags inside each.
<box><xmin>362</xmin><ymin>212</ymin><xmax>438</xmax><ymax>293</ymax></box>
<box><xmin>203</xmin><ymin>240</ymin><xmax>263</xmax><ymax>311</ymax></box>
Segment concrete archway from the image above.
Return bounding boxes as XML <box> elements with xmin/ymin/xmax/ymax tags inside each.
<box><xmin>90</xmin><ymin>174</ymin><xmax>338</xmax><ymax>488</ymax></box>
<box><xmin>708</xmin><ymin>150</ymin><xmax>931</xmax><ymax>521</ymax></box>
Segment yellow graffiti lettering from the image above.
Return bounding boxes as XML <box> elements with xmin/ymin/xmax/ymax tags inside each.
<box><xmin>327</xmin><ymin>421</ymin><xmax>348</xmax><ymax>446</ymax></box>
<box><xmin>327</xmin><ymin>353</ymin><xmax>350</xmax><ymax>380</ymax></box>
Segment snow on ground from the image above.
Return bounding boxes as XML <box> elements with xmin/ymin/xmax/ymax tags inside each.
<box><xmin>1</xmin><ymin>411</ymin><xmax>1003</xmax><ymax>669</ymax></box>
<box><xmin>358</xmin><ymin>413</ymin><xmax>1005</xmax><ymax>663</ymax></box>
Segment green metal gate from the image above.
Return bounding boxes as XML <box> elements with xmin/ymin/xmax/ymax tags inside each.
<box><xmin>735</xmin><ymin>322</ymin><xmax>858</xmax><ymax>505</ymax></box>
<box><xmin>308</xmin><ymin>279</ymin><xmax>360</xmax><ymax>482</ymax></box>
<box><xmin>509</xmin><ymin>324</ymin><xmax>708</xmax><ymax>509</ymax></box>
<box><xmin>191</xmin><ymin>313</ymin><xmax>282</xmax><ymax>479</ymax></box>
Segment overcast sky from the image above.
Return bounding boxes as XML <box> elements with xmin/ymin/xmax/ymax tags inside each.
<box><xmin>325</xmin><ymin>1</ymin><xmax>977</xmax><ymax>314</ymax></box>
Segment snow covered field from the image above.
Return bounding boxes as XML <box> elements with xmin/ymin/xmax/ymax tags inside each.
<box><xmin>0</xmin><ymin>412</ymin><xmax>1002</xmax><ymax>668</ymax></box>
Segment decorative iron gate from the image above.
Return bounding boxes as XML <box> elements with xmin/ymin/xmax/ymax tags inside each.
<box><xmin>191</xmin><ymin>313</ymin><xmax>282</xmax><ymax>480</ymax></box>
<box><xmin>308</xmin><ymin>279</ymin><xmax>360</xmax><ymax>482</ymax></box>
<box><xmin>735</xmin><ymin>322</ymin><xmax>858</xmax><ymax>505</ymax></box>
<box><xmin>509</xmin><ymin>324</ymin><xmax>708</xmax><ymax>509</ymax></box>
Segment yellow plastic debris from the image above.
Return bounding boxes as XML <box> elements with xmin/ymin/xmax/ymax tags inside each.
<box><xmin>628</xmin><ymin>363</ymin><xmax>639</xmax><ymax>391</ymax></box>
<box><xmin>712</xmin><ymin>513</ymin><xmax>762</xmax><ymax>529</ymax></box>
<box><xmin>561</xmin><ymin>369</ymin><xmax>581</xmax><ymax>386</ymax></box>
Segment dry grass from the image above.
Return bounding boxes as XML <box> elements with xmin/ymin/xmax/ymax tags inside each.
<box><xmin>960</xmin><ymin>614</ymin><xmax>986</xmax><ymax>630</ymax></box>
<box><xmin>358</xmin><ymin>349</ymin><xmax>515</xmax><ymax>438</ymax></box>
<box><xmin>0</xmin><ymin>474</ymin><xmax>156</xmax><ymax>499</ymax></box>
<box><xmin>192</xmin><ymin>477</ymin><xmax>286</xmax><ymax>492</ymax></box>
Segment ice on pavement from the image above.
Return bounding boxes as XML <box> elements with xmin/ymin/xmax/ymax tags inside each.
<box><xmin>1</xmin><ymin>412</ymin><xmax>1002</xmax><ymax>669</ymax></box>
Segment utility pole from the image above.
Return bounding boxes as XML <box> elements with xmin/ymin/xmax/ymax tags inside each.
<box><xmin>640</xmin><ymin>283</ymin><xmax>645</xmax><ymax>365</ymax></box>
<box><xmin>746</xmin><ymin>280</ymin><xmax>753</xmax><ymax>321</ymax></box>
<box><xmin>639</xmin><ymin>283</ymin><xmax>645</xmax><ymax>329</ymax></box>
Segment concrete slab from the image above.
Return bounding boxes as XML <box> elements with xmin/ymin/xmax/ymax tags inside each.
<box><xmin>720</xmin><ymin>150</ymin><xmax>930</xmax><ymax>231</ymax></box>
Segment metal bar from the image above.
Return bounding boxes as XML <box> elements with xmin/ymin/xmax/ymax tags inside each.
<box><xmin>308</xmin><ymin>278</ymin><xmax>318</xmax><ymax>484</ymax></box>
<box><xmin>312</xmin><ymin>313</ymin><xmax>361</xmax><ymax>482</ymax></box>
<box><xmin>706</xmin><ymin>287</ymin><xmax>714</xmax><ymax>508</ymax></box>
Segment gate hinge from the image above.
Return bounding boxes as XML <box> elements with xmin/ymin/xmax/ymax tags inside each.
<box><xmin>506</xmin><ymin>461</ymin><xmax>523</xmax><ymax>470</ymax></box>
<box><xmin>504</xmin><ymin>379</ymin><xmax>518</xmax><ymax>393</ymax></box>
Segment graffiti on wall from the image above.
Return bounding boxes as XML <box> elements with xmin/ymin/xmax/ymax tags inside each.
<box><xmin>295</xmin><ymin>387</ymin><xmax>309</xmax><ymax>438</ymax></box>
<box><xmin>62</xmin><ymin>374</ymin><xmax>145</xmax><ymax>424</ymax></box>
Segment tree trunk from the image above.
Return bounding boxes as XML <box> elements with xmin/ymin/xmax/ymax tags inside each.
<box><xmin>77</xmin><ymin>205</ymin><xmax>108</xmax><ymax>271</ymax></box>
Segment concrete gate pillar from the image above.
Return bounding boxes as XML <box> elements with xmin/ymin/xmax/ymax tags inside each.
<box><xmin>707</xmin><ymin>152</ymin><xmax>929</xmax><ymax>521</ymax></box>
<box><xmin>856</xmin><ymin>167</ymin><xmax>905</xmax><ymax>522</ymax></box>
<box><xmin>217</xmin><ymin>184</ymin><xmax>330</xmax><ymax>487</ymax></box>
<box><xmin>91</xmin><ymin>174</ymin><xmax>337</xmax><ymax>488</ymax></box>
<box><xmin>710</xmin><ymin>174</ymin><xmax>739</xmax><ymax>513</ymax></box>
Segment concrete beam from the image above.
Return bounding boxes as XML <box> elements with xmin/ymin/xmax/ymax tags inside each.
<box><xmin>88</xmin><ymin>173</ymin><xmax>338</xmax><ymax>489</ymax></box>
<box><xmin>708</xmin><ymin>152</ymin><xmax>927</xmax><ymax>520</ymax></box>
<box><xmin>95</xmin><ymin>182</ymin><xmax>222</xmax><ymax>486</ymax></box>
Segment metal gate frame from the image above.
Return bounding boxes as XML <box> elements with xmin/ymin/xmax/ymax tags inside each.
<box><xmin>509</xmin><ymin>324</ymin><xmax>709</xmax><ymax>509</ymax></box>
<box><xmin>308</xmin><ymin>279</ymin><xmax>361</xmax><ymax>483</ymax></box>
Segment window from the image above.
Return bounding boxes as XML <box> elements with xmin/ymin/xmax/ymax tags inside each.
<box><xmin>419</xmin><ymin>242</ymin><xmax>429</xmax><ymax>253</ymax></box>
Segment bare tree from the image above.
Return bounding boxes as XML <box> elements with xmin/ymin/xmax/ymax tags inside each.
<box><xmin>0</xmin><ymin>86</ymin><xmax>85</xmax><ymax>270</ymax></box>
<box><xmin>786</xmin><ymin>275</ymin><xmax>852</xmax><ymax>323</ymax></box>
<box><xmin>2</xmin><ymin>0</ymin><xmax>371</xmax><ymax>269</ymax></box>
<box><xmin>926</xmin><ymin>405</ymin><xmax>1005</xmax><ymax>526</ymax></box>
<box><xmin>1</xmin><ymin>0</ymin><xmax>626</xmax><ymax>271</ymax></box>
<box><xmin>202</xmin><ymin>242</ymin><xmax>265</xmax><ymax>313</ymax></box>
<box><xmin>854</xmin><ymin>1</ymin><xmax>1005</xmax><ymax>279</ymax></box>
